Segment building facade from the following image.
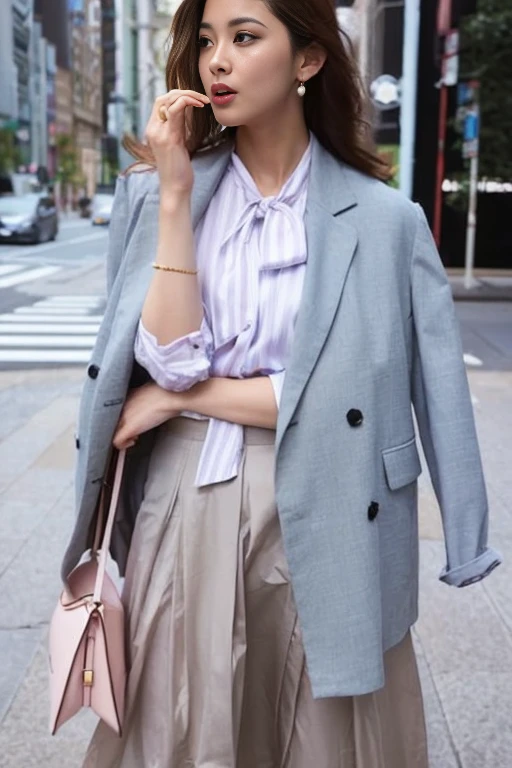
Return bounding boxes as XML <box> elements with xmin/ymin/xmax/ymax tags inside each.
<box><xmin>153</xmin><ymin>0</ymin><xmax>175</xmax><ymax>98</ymax></box>
<box><xmin>113</xmin><ymin>0</ymin><xmax>139</xmax><ymax>170</ymax></box>
<box><xmin>12</xmin><ymin>0</ymin><xmax>33</xmax><ymax>164</ymax></box>
<box><xmin>34</xmin><ymin>0</ymin><xmax>73</xmax><ymax>178</ymax></box>
<box><xmin>69</xmin><ymin>0</ymin><xmax>103</xmax><ymax>195</ymax></box>
<box><xmin>29</xmin><ymin>21</ymin><xmax>48</xmax><ymax>171</ymax></box>
<box><xmin>0</xmin><ymin>3</ymin><xmax>18</xmax><ymax>124</ymax></box>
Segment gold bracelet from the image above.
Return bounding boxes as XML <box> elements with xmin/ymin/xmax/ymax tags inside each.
<box><xmin>152</xmin><ymin>262</ymin><xmax>198</xmax><ymax>275</ymax></box>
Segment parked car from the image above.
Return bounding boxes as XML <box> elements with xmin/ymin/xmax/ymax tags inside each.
<box><xmin>0</xmin><ymin>193</ymin><xmax>58</xmax><ymax>244</ymax></box>
<box><xmin>91</xmin><ymin>192</ymin><xmax>115</xmax><ymax>226</ymax></box>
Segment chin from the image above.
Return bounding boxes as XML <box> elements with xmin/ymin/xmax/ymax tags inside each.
<box><xmin>211</xmin><ymin>109</ymin><xmax>243</xmax><ymax>128</ymax></box>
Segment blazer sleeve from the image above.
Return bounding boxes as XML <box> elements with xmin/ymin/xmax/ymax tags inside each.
<box><xmin>410</xmin><ymin>204</ymin><xmax>502</xmax><ymax>587</ymax></box>
<box><xmin>105</xmin><ymin>175</ymin><xmax>129</xmax><ymax>296</ymax></box>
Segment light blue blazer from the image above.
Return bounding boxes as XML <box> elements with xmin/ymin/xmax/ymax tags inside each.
<box><xmin>61</xmin><ymin>136</ymin><xmax>502</xmax><ymax>698</ymax></box>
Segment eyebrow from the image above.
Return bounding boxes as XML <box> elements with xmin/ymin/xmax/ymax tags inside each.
<box><xmin>199</xmin><ymin>17</ymin><xmax>268</xmax><ymax>31</ymax></box>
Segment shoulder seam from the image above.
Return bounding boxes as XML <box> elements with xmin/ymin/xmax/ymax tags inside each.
<box><xmin>122</xmin><ymin>161</ymin><xmax>157</xmax><ymax>176</ymax></box>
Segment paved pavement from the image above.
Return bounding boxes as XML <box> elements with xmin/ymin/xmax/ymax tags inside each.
<box><xmin>0</xmin><ymin>231</ymin><xmax>511</xmax><ymax>766</ymax></box>
<box><xmin>448</xmin><ymin>272</ymin><xmax>512</xmax><ymax>302</ymax></box>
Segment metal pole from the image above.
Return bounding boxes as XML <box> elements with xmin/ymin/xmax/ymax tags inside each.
<box><xmin>464</xmin><ymin>150</ymin><xmax>479</xmax><ymax>289</ymax></box>
<box><xmin>433</xmin><ymin>82</ymin><xmax>448</xmax><ymax>245</ymax></box>
<box><xmin>399</xmin><ymin>0</ymin><xmax>421</xmax><ymax>199</ymax></box>
<box><xmin>433</xmin><ymin>0</ymin><xmax>453</xmax><ymax>246</ymax></box>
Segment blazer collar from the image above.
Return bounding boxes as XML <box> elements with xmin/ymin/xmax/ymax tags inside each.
<box><xmin>190</xmin><ymin>132</ymin><xmax>360</xmax><ymax>223</ymax></box>
<box><xmin>307</xmin><ymin>133</ymin><xmax>359</xmax><ymax>217</ymax></box>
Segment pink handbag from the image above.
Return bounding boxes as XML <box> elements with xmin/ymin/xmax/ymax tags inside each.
<box><xmin>49</xmin><ymin>450</ymin><xmax>127</xmax><ymax>736</ymax></box>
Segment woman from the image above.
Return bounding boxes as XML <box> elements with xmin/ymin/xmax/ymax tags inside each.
<box><xmin>64</xmin><ymin>0</ymin><xmax>501</xmax><ymax>765</ymax></box>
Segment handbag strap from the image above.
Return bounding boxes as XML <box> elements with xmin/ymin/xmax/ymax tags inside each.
<box><xmin>92</xmin><ymin>449</ymin><xmax>127</xmax><ymax>605</ymax></box>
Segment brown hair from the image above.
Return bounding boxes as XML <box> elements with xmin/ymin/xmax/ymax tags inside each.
<box><xmin>125</xmin><ymin>0</ymin><xmax>390</xmax><ymax>181</ymax></box>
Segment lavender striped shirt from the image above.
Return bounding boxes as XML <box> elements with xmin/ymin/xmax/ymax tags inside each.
<box><xmin>134</xmin><ymin>137</ymin><xmax>313</xmax><ymax>486</ymax></box>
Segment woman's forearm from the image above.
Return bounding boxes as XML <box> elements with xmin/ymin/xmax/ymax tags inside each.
<box><xmin>141</xmin><ymin>195</ymin><xmax>203</xmax><ymax>345</ymax></box>
<box><xmin>179</xmin><ymin>376</ymin><xmax>278</xmax><ymax>430</ymax></box>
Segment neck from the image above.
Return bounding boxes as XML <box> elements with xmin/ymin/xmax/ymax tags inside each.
<box><xmin>234</xmin><ymin>110</ymin><xmax>310</xmax><ymax>197</ymax></box>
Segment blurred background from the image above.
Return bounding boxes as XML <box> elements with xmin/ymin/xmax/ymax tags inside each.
<box><xmin>0</xmin><ymin>2</ymin><xmax>511</xmax><ymax>767</ymax></box>
<box><xmin>0</xmin><ymin>1</ymin><xmax>510</xmax><ymax>267</ymax></box>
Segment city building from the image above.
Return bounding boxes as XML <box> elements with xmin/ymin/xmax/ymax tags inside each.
<box><xmin>29</xmin><ymin>21</ymin><xmax>48</xmax><ymax>172</ymax></box>
<box><xmin>101</xmin><ymin>0</ymin><xmax>119</xmax><ymax>180</ymax></box>
<box><xmin>0</xmin><ymin>3</ymin><xmax>18</xmax><ymax>125</ymax></box>
<box><xmin>112</xmin><ymin>0</ymin><xmax>139</xmax><ymax>170</ymax></box>
<box><xmin>69</xmin><ymin>0</ymin><xmax>103</xmax><ymax>195</ymax></box>
<box><xmin>12</xmin><ymin>0</ymin><xmax>33</xmax><ymax>164</ymax></box>
<box><xmin>34</xmin><ymin>0</ymin><xmax>74</xmax><ymax>206</ymax></box>
<box><xmin>33</xmin><ymin>0</ymin><xmax>73</xmax><ymax>146</ymax></box>
<box><xmin>153</xmin><ymin>0</ymin><xmax>176</xmax><ymax>102</ymax></box>
<box><xmin>110</xmin><ymin>0</ymin><xmax>178</xmax><ymax>171</ymax></box>
<box><xmin>28</xmin><ymin>21</ymin><xmax>57</xmax><ymax>176</ymax></box>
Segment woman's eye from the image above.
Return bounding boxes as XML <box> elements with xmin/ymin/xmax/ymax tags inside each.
<box><xmin>234</xmin><ymin>32</ymin><xmax>257</xmax><ymax>44</ymax></box>
<box><xmin>198</xmin><ymin>37</ymin><xmax>212</xmax><ymax>48</ymax></box>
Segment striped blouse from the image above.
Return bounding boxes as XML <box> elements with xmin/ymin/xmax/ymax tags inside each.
<box><xmin>134</xmin><ymin>136</ymin><xmax>313</xmax><ymax>487</ymax></box>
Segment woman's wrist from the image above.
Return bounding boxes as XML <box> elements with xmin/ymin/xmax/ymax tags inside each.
<box><xmin>159</xmin><ymin>189</ymin><xmax>191</xmax><ymax>215</ymax></box>
<box><xmin>157</xmin><ymin>385</ymin><xmax>186</xmax><ymax>415</ymax></box>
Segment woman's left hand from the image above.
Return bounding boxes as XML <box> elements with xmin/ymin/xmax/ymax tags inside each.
<box><xmin>113</xmin><ymin>383</ymin><xmax>182</xmax><ymax>450</ymax></box>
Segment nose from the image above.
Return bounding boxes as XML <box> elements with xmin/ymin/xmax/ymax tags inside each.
<box><xmin>209</xmin><ymin>40</ymin><xmax>233</xmax><ymax>76</ymax></box>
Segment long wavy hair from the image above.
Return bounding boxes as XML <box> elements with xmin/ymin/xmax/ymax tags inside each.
<box><xmin>125</xmin><ymin>0</ymin><xmax>389</xmax><ymax>180</ymax></box>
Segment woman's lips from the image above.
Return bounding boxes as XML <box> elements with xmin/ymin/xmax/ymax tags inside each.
<box><xmin>212</xmin><ymin>92</ymin><xmax>237</xmax><ymax>106</ymax></box>
<box><xmin>211</xmin><ymin>84</ymin><xmax>237</xmax><ymax>106</ymax></box>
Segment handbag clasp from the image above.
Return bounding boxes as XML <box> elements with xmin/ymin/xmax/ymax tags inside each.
<box><xmin>83</xmin><ymin>669</ymin><xmax>94</xmax><ymax>686</ymax></box>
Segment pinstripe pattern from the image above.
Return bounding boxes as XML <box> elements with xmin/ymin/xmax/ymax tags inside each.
<box><xmin>135</xmin><ymin>138</ymin><xmax>313</xmax><ymax>486</ymax></box>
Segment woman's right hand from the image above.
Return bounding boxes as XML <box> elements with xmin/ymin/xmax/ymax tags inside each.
<box><xmin>145</xmin><ymin>89</ymin><xmax>210</xmax><ymax>199</ymax></box>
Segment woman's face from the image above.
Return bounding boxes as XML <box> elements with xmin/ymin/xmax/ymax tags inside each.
<box><xmin>198</xmin><ymin>0</ymin><xmax>302</xmax><ymax>127</ymax></box>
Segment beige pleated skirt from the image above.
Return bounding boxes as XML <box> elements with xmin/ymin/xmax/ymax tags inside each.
<box><xmin>83</xmin><ymin>417</ymin><xmax>429</xmax><ymax>768</ymax></box>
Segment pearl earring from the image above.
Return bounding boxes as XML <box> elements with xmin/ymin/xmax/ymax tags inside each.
<box><xmin>297</xmin><ymin>81</ymin><xmax>306</xmax><ymax>98</ymax></box>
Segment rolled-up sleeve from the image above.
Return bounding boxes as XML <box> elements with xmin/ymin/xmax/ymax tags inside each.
<box><xmin>134</xmin><ymin>314</ymin><xmax>214</xmax><ymax>392</ymax></box>
<box><xmin>439</xmin><ymin>549</ymin><xmax>502</xmax><ymax>587</ymax></box>
<box><xmin>269</xmin><ymin>370</ymin><xmax>286</xmax><ymax>408</ymax></box>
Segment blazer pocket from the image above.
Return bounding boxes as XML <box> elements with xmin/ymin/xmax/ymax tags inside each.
<box><xmin>382</xmin><ymin>437</ymin><xmax>422</xmax><ymax>491</ymax></box>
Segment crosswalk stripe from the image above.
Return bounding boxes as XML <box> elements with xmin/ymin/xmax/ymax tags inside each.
<box><xmin>0</xmin><ymin>294</ymin><xmax>104</xmax><ymax>366</ymax></box>
<box><xmin>0</xmin><ymin>323</ymin><xmax>101</xmax><ymax>334</ymax></box>
<box><xmin>0</xmin><ymin>334</ymin><xmax>98</xmax><ymax>348</ymax></box>
<box><xmin>14</xmin><ymin>306</ymin><xmax>95</xmax><ymax>315</ymax></box>
<box><xmin>0</xmin><ymin>264</ymin><xmax>26</xmax><ymax>276</ymax></box>
<box><xmin>0</xmin><ymin>313</ymin><xmax>104</xmax><ymax>323</ymax></box>
<box><xmin>0</xmin><ymin>265</ymin><xmax>61</xmax><ymax>289</ymax></box>
<box><xmin>0</xmin><ymin>350</ymin><xmax>92</xmax><ymax>363</ymax></box>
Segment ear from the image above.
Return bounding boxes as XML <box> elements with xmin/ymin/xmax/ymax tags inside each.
<box><xmin>297</xmin><ymin>44</ymin><xmax>327</xmax><ymax>83</ymax></box>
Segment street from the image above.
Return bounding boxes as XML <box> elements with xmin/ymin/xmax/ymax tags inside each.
<box><xmin>0</xmin><ymin>224</ymin><xmax>511</xmax><ymax>766</ymax></box>
<box><xmin>0</xmin><ymin>217</ymin><xmax>107</xmax><ymax>367</ymax></box>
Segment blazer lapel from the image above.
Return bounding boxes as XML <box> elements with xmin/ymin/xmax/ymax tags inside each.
<box><xmin>276</xmin><ymin>140</ymin><xmax>359</xmax><ymax>450</ymax></box>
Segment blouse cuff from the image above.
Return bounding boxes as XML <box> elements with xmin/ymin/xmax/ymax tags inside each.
<box><xmin>439</xmin><ymin>547</ymin><xmax>502</xmax><ymax>587</ymax></box>
<box><xmin>134</xmin><ymin>315</ymin><xmax>214</xmax><ymax>392</ymax></box>
<box><xmin>269</xmin><ymin>371</ymin><xmax>286</xmax><ymax>409</ymax></box>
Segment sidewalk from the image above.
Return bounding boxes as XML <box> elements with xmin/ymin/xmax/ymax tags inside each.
<box><xmin>0</xmin><ymin>364</ymin><xmax>510</xmax><ymax>767</ymax></box>
<box><xmin>448</xmin><ymin>271</ymin><xmax>512</xmax><ymax>302</ymax></box>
